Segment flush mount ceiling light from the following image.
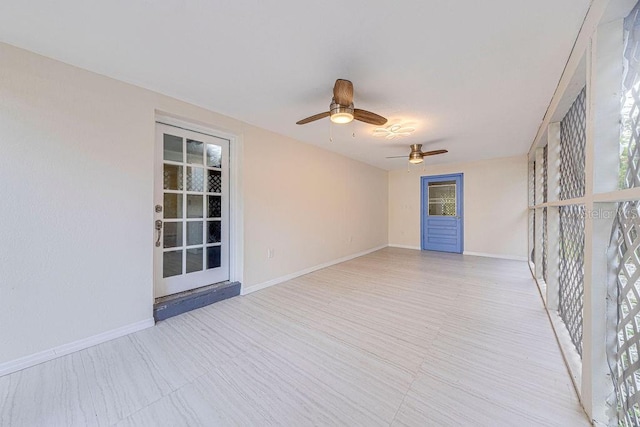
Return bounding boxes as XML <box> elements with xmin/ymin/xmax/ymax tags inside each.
<box><xmin>372</xmin><ymin>123</ymin><xmax>416</xmax><ymax>139</ymax></box>
<box><xmin>330</xmin><ymin>101</ymin><xmax>354</xmax><ymax>124</ymax></box>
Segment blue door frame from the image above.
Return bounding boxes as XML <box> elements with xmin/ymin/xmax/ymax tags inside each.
<box><xmin>420</xmin><ymin>173</ymin><xmax>464</xmax><ymax>253</ymax></box>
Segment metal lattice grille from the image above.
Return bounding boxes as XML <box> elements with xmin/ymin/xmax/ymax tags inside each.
<box><xmin>610</xmin><ymin>201</ymin><xmax>640</xmax><ymax>426</ymax></box>
<box><xmin>543</xmin><ymin>145</ymin><xmax>548</xmax><ymax>203</ymax></box>
<box><xmin>543</xmin><ymin>207</ymin><xmax>548</xmax><ymax>283</ymax></box>
<box><xmin>559</xmin><ymin>204</ymin><xmax>585</xmax><ymax>356</ymax></box>
<box><xmin>542</xmin><ymin>146</ymin><xmax>548</xmax><ymax>283</ymax></box>
<box><xmin>560</xmin><ymin>88</ymin><xmax>587</xmax><ymax>200</ymax></box>
<box><xmin>608</xmin><ymin>6</ymin><xmax>640</xmax><ymax>426</ymax></box>
<box><xmin>622</xmin><ymin>4</ymin><xmax>640</xmax><ymax>189</ymax></box>
<box><xmin>529</xmin><ymin>210</ymin><xmax>535</xmax><ymax>264</ymax></box>
<box><xmin>529</xmin><ymin>162</ymin><xmax>536</xmax><ymax>263</ymax></box>
<box><xmin>530</xmin><ymin>162</ymin><xmax>536</xmax><ymax>206</ymax></box>
<box><xmin>530</xmin><ymin>161</ymin><xmax>536</xmax><ymax>206</ymax></box>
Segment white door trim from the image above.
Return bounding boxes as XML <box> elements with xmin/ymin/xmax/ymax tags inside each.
<box><xmin>154</xmin><ymin>114</ymin><xmax>243</xmax><ymax>292</ymax></box>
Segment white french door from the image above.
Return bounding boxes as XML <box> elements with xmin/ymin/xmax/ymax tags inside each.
<box><xmin>154</xmin><ymin>123</ymin><xmax>230</xmax><ymax>298</ymax></box>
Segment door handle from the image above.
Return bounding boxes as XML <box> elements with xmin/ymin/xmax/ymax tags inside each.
<box><xmin>155</xmin><ymin>220</ymin><xmax>163</xmax><ymax>247</ymax></box>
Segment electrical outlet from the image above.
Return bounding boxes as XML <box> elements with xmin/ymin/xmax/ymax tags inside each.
<box><xmin>267</xmin><ymin>248</ymin><xmax>275</xmax><ymax>259</ymax></box>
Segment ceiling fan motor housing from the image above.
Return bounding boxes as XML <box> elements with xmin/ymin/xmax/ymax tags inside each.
<box><xmin>409</xmin><ymin>144</ymin><xmax>423</xmax><ymax>163</ymax></box>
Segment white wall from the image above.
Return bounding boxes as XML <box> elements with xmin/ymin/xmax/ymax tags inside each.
<box><xmin>0</xmin><ymin>42</ymin><xmax>388</xmax><ymax>366</ymax></box>
<box><xmin>242</xmin><ymin>125</ymin><xmax>388</xmax><ymax>288</ymax></box>
<box><xmin>388</xmin><ymin>156</ymin><xmax>528</xmax><ymax>259</ymax></box>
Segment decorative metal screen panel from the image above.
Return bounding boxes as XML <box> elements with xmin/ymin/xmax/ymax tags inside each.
<box><xmin>543</xmin><ymin>145</ymin><xmax>548</xmax><ymax>203</ymax></box>
<box><xmin>559</xmin><ymin>204</ymin><xmax>585</xmax><ymax>356</ymax></box>
<box><xmin>559</xmin><ymin>88</ymin><xmax>586</xmax><ymax>200</ymax></box>
<box><xmin>542</xmin><ymin>146</ymin><xmax>548</xmax><ymax>282</ymax></box>
<box><xmin>622</xmin><ymin>4</ymin><xmax>640</xmax><ymax>190</ymax></box>
<box><xmin>529</xmin><ymin>210</ymin><xmax>535</xmax><ymax>264</ymax></box>
<box><xmin>529</xmin><ymin>162</ymin><xmax>536</xmax><ymax>263</ymax></box>
<box><xmin>608</xmin><ymin>6</ymin><xmax>640</xmax><ymax>426</ymax></box>
<box><xmin>530</xmin><ymin>161</ymin><xmax>536</xmax><ymax>206</ymax></box>
<box><xmin>610</xmin><ymin>200</ymin><xmax>640</xmax><ymax>426</ymax></box>
<box><xmin>543</xmin><ymin>207</ymin><xmax>548</xmax><ymax>283</ymax></box>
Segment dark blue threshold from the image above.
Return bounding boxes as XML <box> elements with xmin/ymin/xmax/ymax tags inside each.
<box><xmin>153</xmin><ymin>281</ymin><xmax>241</xmax><ymax>322</ymax></box>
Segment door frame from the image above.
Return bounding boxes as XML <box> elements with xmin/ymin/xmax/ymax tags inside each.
<box><xmin>420</xmin><ymin>173</ymin><xmax>464</xmax><ymax>253</ymax></box>
<box><xmin>154</xmin><ymin>114</ymin><xmax>244</xmax><ymax>296</ymax></box>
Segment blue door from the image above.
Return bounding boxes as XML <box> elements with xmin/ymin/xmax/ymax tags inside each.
<box><xmin>421</xmin><ymin>173</ymin><xmax>463</xmax><ymax>253</ymax></box>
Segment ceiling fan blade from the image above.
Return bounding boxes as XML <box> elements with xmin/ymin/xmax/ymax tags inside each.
<box><xmin>421</xmin><ymin>149</ymin><xmax>448</xmax><ymax>156</ymax></box>
<box><xmin>333</xmin><ymin>79</ymin><xmax>354</xmax><ymax>105</ymax></box>
<box><xmin>385</xmin><ymin>155</ymin><xmax>409</xmax><ymax>159</ymax></box>
<box><xmin>296</xmin><ymin>111</ymin><xmax>330</xmax><ymax>125</ymax></box>
<box><xmin>354</xmin><ymin>109</ymin><xmax>387</xmax><ymax>126</ymax></box>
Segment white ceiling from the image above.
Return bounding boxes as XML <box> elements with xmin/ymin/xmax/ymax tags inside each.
<box><xmin>0</xmin><ymin>0</ymin><xmax>591</xmax><ymax>170</ymax></box>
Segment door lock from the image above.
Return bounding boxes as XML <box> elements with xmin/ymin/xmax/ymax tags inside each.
<box><xmin>155</xmin><ymin>220</ymin><xmax>163</xmax><ymax>247</ymax></box>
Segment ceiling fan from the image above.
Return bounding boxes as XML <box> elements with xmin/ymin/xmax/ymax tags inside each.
<box><xmin>296</xmin><ymin>79</ymin><xmax>387</xmax><ymax>126</ymax></box>
<box><xmin>386</xmin><ymin>144</ymin><xmax>448</xmax><ymax>164</ymax></box>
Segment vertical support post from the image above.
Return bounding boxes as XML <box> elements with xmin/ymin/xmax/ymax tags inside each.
<box><xmin>547</xmin><ymin>123</ymin><xmax>561</xmax><ymax>310</ymax></box>
<box><xmin>583</xmin><ymin>19</ymin><xmax>623</xmax><ymax>424</ymax></box>
<box><xmin>534</xmin><ymin>147</ymin><xmax>545</xmax><ymax>282</ymax></box>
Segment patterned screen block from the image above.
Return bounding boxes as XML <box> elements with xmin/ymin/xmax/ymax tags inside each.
<box><xmin>163</xmin><ymin>165</ymin><xmax>183</xmax><ymax>191</ymax></box>
<box><xmin>186</xmin><ymin>167</ymin><xmax>204</xmax><ymax>192</ymax></box>
<box><xmin>559</xmin><ymin>204</ymin><xmax>585</xmax><ymax>356</ymax></box>
<box><xmin>610</xmin><ymin>200</ymin><xmax>640</xmax><ymax>426</ymax></box>
<box><xmin>560</xmin><ymin>88</ymin><xmax>586</xmax><ymax>200</ymax></box>
<box><xmin>608</xmin><ymin>5</ymin><xmax>640</xmax><ymax>426</ymax></box>
<box><xmin>208</xmin><ymin>196</ymin><xmax>222</xmax><ymax>219</ymax></box>
<box><xmin>529</xmin><ymin>161</ymin><xmax>536</xmax><ymax>264</ymax></box>
<box><xmin>622</xmin><ymin>3</ymin><xmax>640</xmax><ymax>189</ymax></box>
<box><xmin>543</xmin><ymin>208</ymin><xmax>548</xmax><ymax>283</ymax></box>
<box><xmin>543</xmin><ymin>145</ymin><xmax>548</xmax><ymax>203</ymax></box>
<box><xmin>530</xmin><ymin>161</ymin><xmax>536</xmax><ymax>207</ymax></box>
<box><xmin>208</xmin><ymin>170</ymin><xmax>222</xmax><ymax>193</ymax></box>
<box><xmin>529</xmin><ymin>210</ymin><xmax>535</xmax><ymax>264</ymax></box>
<box><xmin>428</xmin><ymin>183</ymin><xmax>456</xmax><ymax>216</ymax></box>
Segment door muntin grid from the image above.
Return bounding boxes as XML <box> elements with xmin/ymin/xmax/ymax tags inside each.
<box><xmin>155</xmin><ymin>123</ymin><xmax>230</xmax><ymax>298</ymax></box>
<box><xmin>559</xmin><ymin>204</ymin><xmax>585</xmax><ymax>357</ymax></box>
<box><xmin>559</xmin><ymin>88</ymin><xmax>587</xmax><ymax>200</ymax></box>
<box><xmin>162</xmin><ymin>135</ymin><xmax>224</xmax><ymax>278</ymax></box>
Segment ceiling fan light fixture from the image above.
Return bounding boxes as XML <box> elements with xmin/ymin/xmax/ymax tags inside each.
<box><xmin>330</xmin><ymin>102</ymin><xmax>354</xmax><ymax>124</ymax></box>
<box><xmin>330</xmin><ymin>112</ymin><xmax>354</xmax><ymax>124</ymax></box>
<box><xmin>296</xmin><ymin>80</ymin><xmax>387</xmax><ymax>126</ymax></box>
<box><xmin>409</xmin><ymin>152</ymin><xmax>423</xmax><ymax>164</ymax></box>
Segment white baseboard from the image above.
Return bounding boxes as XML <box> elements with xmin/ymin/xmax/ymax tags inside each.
<box><xmin>387</xmin><ymin>244</ymin><xmax>421</xmax><ymax>250</ymax></box>
<box><xmin>0</xmin><ymin>318</ymin><xmax>155</xmax><ymax>377</ymax></box>
<box><xmin>463</xmin><ymin>251</ymin><xmax>527</xmax><ymax>262</ymax></box>
<box><xmin>241</xmin><ymin>244</ymin><xmax>387</xmax><ymax>295</ymax></box>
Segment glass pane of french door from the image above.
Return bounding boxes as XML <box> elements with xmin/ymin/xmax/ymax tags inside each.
<box><xmin>155</xmin><ymin>123</ymin><xmax>229</xmax><ymax>298</ymax></box>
